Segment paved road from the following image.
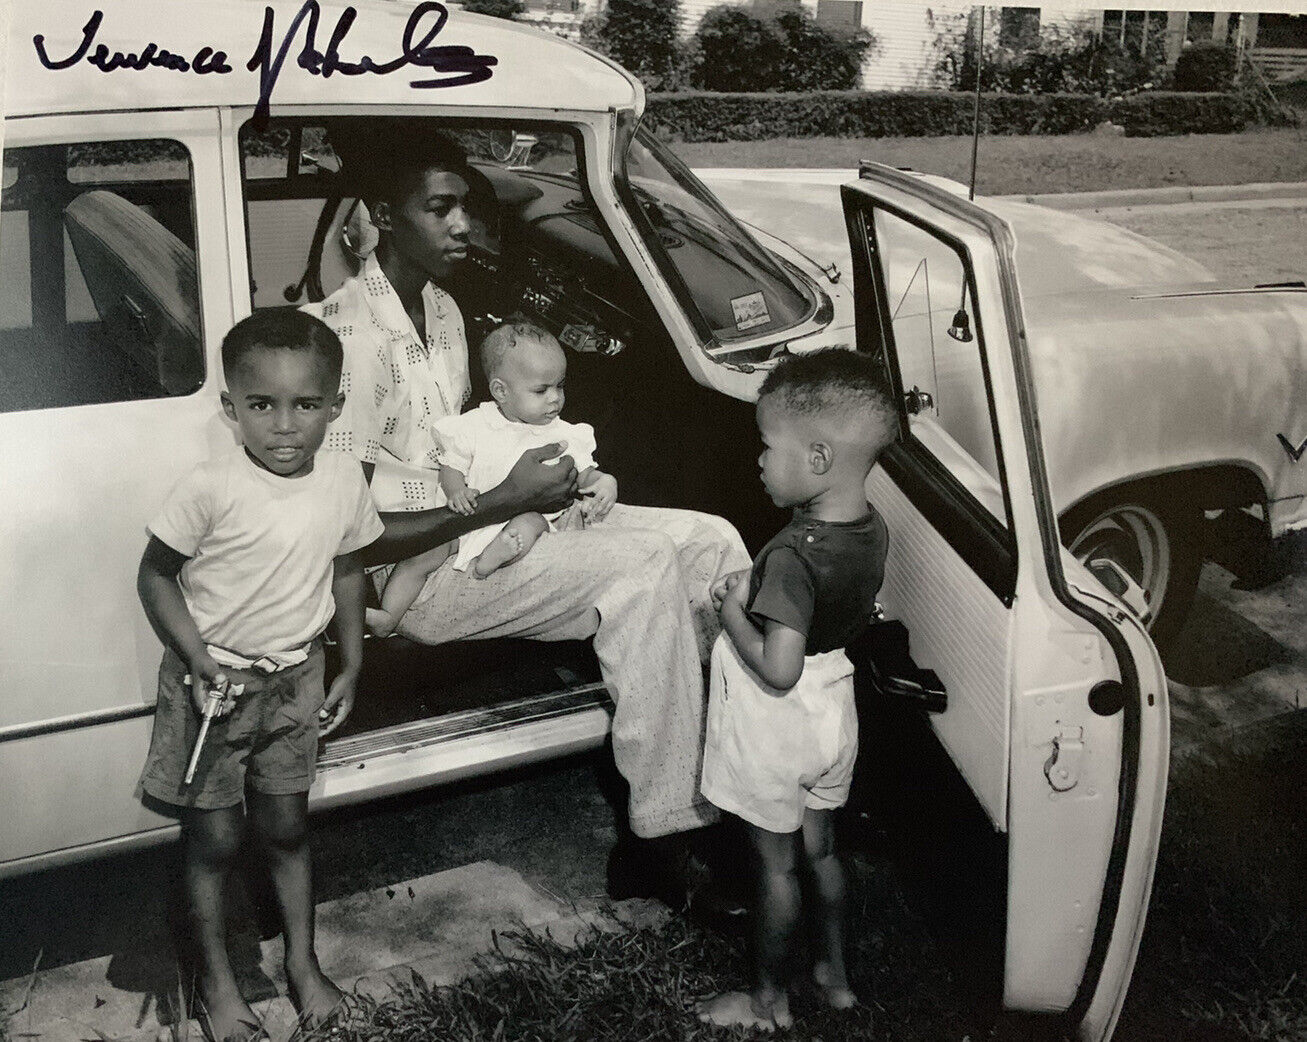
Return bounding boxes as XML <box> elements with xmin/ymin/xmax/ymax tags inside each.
<box><xmin>1099</xmin><ymin>198</ymin><xmax>1307</xmax><ymax>288</ymax></box>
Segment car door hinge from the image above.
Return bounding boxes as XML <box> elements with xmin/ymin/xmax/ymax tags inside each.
<box><xmin>1043</xmin><ymin>727</ymin><xmax>1084</xmax><ymax>792</ymax></box>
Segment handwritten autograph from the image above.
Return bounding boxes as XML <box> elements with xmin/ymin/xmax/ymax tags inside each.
<box><xmin>33</xmin><ymin>1</ymin><xmax>498</xmax><ymax>128</ymax></box>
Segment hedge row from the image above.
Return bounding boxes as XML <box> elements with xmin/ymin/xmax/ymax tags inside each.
<box><xmin>644</xmin><ymin>89</ymin><xmax>1290</xmax><ymax>141</ymax></box>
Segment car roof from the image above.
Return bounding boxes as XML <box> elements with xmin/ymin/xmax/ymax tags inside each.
<box><xmin>6</xmin><ymin>0</ymin><xmax>641</xmax><ymax>119</ymax></box>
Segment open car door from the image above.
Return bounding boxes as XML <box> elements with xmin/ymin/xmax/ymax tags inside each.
<box><xmin>841</xmin><ymin>164</ymin><xmax>1168</xmax><ymax>1039</ymax></box>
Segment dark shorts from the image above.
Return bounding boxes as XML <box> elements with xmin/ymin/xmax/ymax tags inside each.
<box><xmin>139</xmin><ymin>644</ymin><xmax>326</xmax><ymax>810</ymax></box>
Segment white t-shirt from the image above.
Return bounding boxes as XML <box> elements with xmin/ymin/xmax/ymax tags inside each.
<box><xmin>432</xmin><ymin>402</ymin><xmax>598</xmax><ymax>571</ymax></box>
<box><xmin>149</xmin><ymin>448</ymin><xmax>384</xmax><ymax>668</ymax></box>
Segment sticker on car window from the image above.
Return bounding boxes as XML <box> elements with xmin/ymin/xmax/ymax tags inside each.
<box><xmin>731</xmin><ymin>291</ymin><xmax>770</xmax><ymax>332</ymax></box>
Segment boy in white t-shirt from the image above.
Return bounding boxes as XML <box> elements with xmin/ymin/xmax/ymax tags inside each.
<box><xmin>137</xmin><ymin>310</ymin><xmax>383</xmax><ymax>1042</ymax></box>
<box><xmin>366</xmin><ymin>320</ymin><xmax>617</xmax><ymax>635</ymax></box>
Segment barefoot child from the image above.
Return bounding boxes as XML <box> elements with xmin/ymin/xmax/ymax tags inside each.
<box><xmin>697</xmin><ymin>349</ymin><xmax>896</xmax><ymax>1031</ymax></box>
<box><xmin>137</xmin><ymin>310</ymin><xmax>383</xmax><ymax>1042</ymax></box>
<box><xmin>366</xmin><ymin>319</ymin><xmax>617</xmax><ymax>634</ymax></box>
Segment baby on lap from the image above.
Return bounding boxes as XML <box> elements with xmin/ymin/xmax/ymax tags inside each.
<box><xmin>366</xmin><ymin>319</ymin><xmax>618</xmax><ymax>636</ymax></box>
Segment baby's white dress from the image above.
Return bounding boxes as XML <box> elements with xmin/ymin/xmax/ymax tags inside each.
<box><xmin>432</xmin><ymin>402</ymin><xmax>598</xmax><ymax>571</ymax></box>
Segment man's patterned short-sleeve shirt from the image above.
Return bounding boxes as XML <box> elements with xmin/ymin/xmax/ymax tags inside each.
<box><xmin>303</xmin><ymin>255</ymin><xmax>470</xmax><ymax>512</ymax></box>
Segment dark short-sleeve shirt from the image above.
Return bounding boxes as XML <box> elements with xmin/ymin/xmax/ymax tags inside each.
<box><xmin>746</xmin><ymin>507</ymin><xmax>889</xmax><ymax>655</ymax></box>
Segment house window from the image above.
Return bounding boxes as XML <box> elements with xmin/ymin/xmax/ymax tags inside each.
<box><xmin>816</xmin><ymin>0</ymin><xmax>863</xmax><ymax>35</ymax></box>
<box><xmin>1101</xmin><ymin>10</ymin><xmax>1170</xmax><ymax>57</ymax></box>
<box><xmin>1255</xmin><ymin>13</ymin><xmax>1307</xmax><ymax>49</ymax></box>
<box><xmin>1185</xmin><ymin>11</ymin><xmax>1215</xmax><ymax>44</ymax></box>
<box><xmin>998</xmin><ymin>7</ymin><xmax>1040</xmax><ymax>49</ymax></box>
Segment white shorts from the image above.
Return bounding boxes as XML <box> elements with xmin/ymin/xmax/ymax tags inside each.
<box><xmin>700</xmin><ymin>632</ymin><xmax>859</xmax><ymax>834</ymax></box>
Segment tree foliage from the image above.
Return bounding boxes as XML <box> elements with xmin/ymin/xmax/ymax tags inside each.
<box><xmin>692</xmin><ymin>4</ymin><xmax>875</xmax><ymax>92</ymax></box>
<box><xmin>460</xmin><ymin>0</ymin><xmax>526</xmax><ymax>19</ymax></box>
<box><xmin>582</xmin><ymin>0</ymin><xmax>687</xmax><ymax>91</ymax></box>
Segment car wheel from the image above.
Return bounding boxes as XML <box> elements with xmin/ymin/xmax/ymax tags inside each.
<box><xmin>1061</xmin><ymin>493</ymin><xmax>1202</xmax><ymax>647</ymax></box>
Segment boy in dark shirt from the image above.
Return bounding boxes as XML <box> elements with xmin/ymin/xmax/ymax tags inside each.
<box><xmin>698</xmin><ymin>349</ymin><xmax>896</xmax><ymax>1031</ymax></box>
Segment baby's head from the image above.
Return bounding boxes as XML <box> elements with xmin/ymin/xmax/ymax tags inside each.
<box><xmin>220</xmin><ymin>309</ymin><xmax>344</xmax><ymax>478</ymax></box>
<box><xmin>480</xmin><ymin>319</ymin><xmax>567</xmax><ymax>425</ymax></box>
<box><xmin>754</xmin><ymin>349</ymin><xmax>897</xmax><ymax>509</ymax></box>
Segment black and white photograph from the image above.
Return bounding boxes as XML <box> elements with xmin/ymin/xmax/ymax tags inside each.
<box><xmin>0</xmin><ymin>0</ymin><xmax>1304</xmax><ymax>1039</ymax></box>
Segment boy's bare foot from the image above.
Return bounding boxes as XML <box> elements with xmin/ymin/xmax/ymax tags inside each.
<box><xmin>286</xmin><ymin>960</ymin><xmax>344</xmax><ymax>1028</ymax></box>
<box><xmin>696</xmin><ymin>990</ymin><xmax>793</xmax><ymax>1030</ymax></box>
<box><xmin>810</xmin><ymin>962</ymin><xmax>857</xmax><ymax>1010</ymax></box>
<box><xmin>365</xmin><ymin>607</ymin><xmax>398</xmax><ymax>638</ymax></box>
<box><xmin>195</xmin><ymin>979</ymin><xmax>263</xmax><ymax>1042</ymax></box>
<box><xmin>473</xmin><ymin>527</ymin><xmax>524</xmax><ymax>578</ymax></box>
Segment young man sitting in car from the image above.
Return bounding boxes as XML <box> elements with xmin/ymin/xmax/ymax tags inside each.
<box><xmin>301</xmin><ymin>124</ymin><xmax>752</xmax><ymax>902</ymax></box>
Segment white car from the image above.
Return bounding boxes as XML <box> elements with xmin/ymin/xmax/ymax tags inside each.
<box><xmin>1</xmin><ymin>4</ymin><xmax>1167</xmax><ymax>1038</ymax></box>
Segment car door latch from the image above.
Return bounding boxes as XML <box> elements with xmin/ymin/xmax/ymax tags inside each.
<box><xmin>1044</xmin><ymin>727</ymin><xmax>1084</xmax><ymax>792</ymax></box>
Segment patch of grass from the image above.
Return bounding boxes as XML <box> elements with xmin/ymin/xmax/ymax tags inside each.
<box><xmin>304</xmin><ymin>856</ymin><xmax>976</xmax><ymax>1042</ymax></box>
<box><xmin>303</xmin><ymin>714</ymin><xmax>1307</xmax><ymax>1041</ymax></box>
<box><xmin>1115</xmin><ymin>711</ymin><xmax>1307</xmax><ymax>1041</ymax></box>
<box><xmin>670</xmin><ymin>128</ymin><xmax>1307</xmax><ymax>195</ymax></box>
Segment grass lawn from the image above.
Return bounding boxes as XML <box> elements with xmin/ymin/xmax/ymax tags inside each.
<box><xmin>670</xmin><ymin>128</ymin><xmax>1307</xmax><ymax>196</ymax></box>
<box><xmin>301</xmin><ymin>711</ymin><xmax>1307</xmax><ymax>1042</ymax></box>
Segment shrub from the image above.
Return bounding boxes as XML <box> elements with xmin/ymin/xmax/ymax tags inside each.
<box><xmin>644</xmin><ymin>88</ymin><xmax>1289</xmax><ymax>142</ymax></box>
<box><xmin>943</xmin><ymin>22</ymin><xmax>1167</xmax><ymax>97</ymax></box>
<box><xmin>1171</xmin><ymin>41</ymin><xmax>1238</xmax><ymax>91</ymax></box>
<box><xmin>582</xmin><ymin>0</ymin><xmax>687</xmax><ymax>91</ymax></box>
<box><xmin>691</xmin><ymin>4</ymin><xmax>875</xmax><ymax>93</ymax></box>
<box><xmin>644</xmin><ymin>90</ymin><xmax>1104</xmax><ymax>142</ymax></box>
<box><xmin>460</xmin><ymin>0</ymin><xmax>525</xmax><ymax>17</ymax></box>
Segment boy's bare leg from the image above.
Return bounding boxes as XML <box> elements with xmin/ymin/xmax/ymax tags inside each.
<box><xmin>802</xmin><ymin>808</ymin><xmax>856</xmax><ymax>1009</ymax></box>
<box><xmin>247</xmin><ymin>792</ymin><xmax>342</xmax><ymax>1026</ymax></box>
<box><xmin>180</xmin><ymin>805</ymin><xmax>262</xmax><ymax>1042</ymax></box>
<box><xmin>472</xmin><ymin>512</ymin><xmax>549</xmax><ymax>578</ymax></box>
<box><xmin>697</xmin><ymin>822</ymin><xmax>796</xmax><ymax>1030</ymax></box>
<box><xmin>368</xmin><ymin>542</ymin><xmax>453</xmax><ymax>637</ymax></box>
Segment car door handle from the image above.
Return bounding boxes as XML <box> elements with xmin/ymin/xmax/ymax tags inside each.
<box><xmin>856</xmin><ymin>619</ymin><xmax>947</xmax><ymax>714</ymax></box>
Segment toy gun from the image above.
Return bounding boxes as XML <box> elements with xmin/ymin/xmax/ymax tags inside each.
<box><xmin>181</xmin><ymin>675</ymin><xmax>245</xmax><ymax>785</ymax></box>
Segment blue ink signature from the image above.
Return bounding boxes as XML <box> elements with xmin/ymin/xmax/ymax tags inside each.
<box><xmin>32</xmin><ymin>2</ymin><xmax>498</xmax><ymax>128</ymax></box>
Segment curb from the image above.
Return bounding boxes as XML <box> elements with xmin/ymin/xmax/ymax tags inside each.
<box><xmin>1004</xmin><ymin>180</ymin><xmax>1307</xmax><ymax>210</ymax></box>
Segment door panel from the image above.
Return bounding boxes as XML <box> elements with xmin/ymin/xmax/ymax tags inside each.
<box><xmin>867</xmin><ymin>464</ymin><xmax>1013</xmax><ymax>827</ymax></box>
<box><xmin>843</xmin><ymin>167</ymin><xmax>1168</xmax><ymax>1036</ymax></box>
<box><xmin>0</xmin><ymin>109</ymin><xmax>233</xmax><ymax>869</ymax></box>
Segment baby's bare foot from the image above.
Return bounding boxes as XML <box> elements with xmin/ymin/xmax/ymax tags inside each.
<box><xmin>286</xmin><ymin>960</ymin><xmax>344</xmax><ymax>1028</ymax></box>
<box><xmin>473</xmin><ymin>527</ymin><xmax>524</xmax><ymax>578</ymax></box>
<box><xmin>696</xmin><ymin>989</ymin><xmax>793</xmax><ymax>1030</ymax></box>
<box><xmin>365</xmin><ymin>606</ymin><xmax>398</xmax><ymax>638</ymax></box>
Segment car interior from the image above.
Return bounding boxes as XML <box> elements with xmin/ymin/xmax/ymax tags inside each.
<box><xmin>238</xmin><ymin>116</ymin><xmax>791</xmax><ymax>744</ymax></box>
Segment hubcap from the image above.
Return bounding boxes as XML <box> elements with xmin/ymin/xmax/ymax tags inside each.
<box><xmin>1068</xmin><ymin>504</ymin><xmax>1172</xmax><ymax>627</ymax></box>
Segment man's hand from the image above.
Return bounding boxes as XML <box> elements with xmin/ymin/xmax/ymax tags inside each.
<box><xmin>710</xmin><ymin>569</ymin><xmax>751</xmax><ymax>612</ymax></box>
<box><xmin>187</xmin><ymin>652</ymin><xmax>232</xmax><ymax>716</ymax></box>
<box><xmin>319</xmin><ymin>671</ymin><xmax>357</xmax><ymax>737</ymax></box>
<box><xmin>448</xmin><ymin>487</ymin><xmax>480</xmax><ymax>515</ymax></box>
<box><xmin>580</xmin><ymin>473</ymin><xmax>618</xmax><ymax>523</ymax></box>
<box><xmin>502</xmin><ymin>442</ymin><xmax>578</xmax><ymax>514</ymax></box>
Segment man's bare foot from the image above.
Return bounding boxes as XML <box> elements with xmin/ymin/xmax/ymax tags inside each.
<box><xmin>473</xmin><ymin>527</ymin><xmax>524</xmax><ymax>578</ymax></box>
<box><xmin>811</xmin><ymin>962</ymin><xmax>857</xmax><ymax>1010</ymax></box>
<box><xmin>286</xmin><ymin>960</ymin><xmax>344</xmax><ymax>1028</ymax></box>
<box><xmin>365</xmin><ymin>606</ymin><xmax>398</xmax><ymax>637</ymax></box>
<box><xmin>696</xmin><ymin>989</ymin><xmax>793</xmax><ymax>1030</ymax></box>
<box><xmin>195</xmin><ymin>978</ymin><xmax>263</xmax><ymax>1042</ymax></box>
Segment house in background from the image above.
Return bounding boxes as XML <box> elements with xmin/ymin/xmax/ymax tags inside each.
<box><xmin>448</xmin><ymin>0</ymin><xmax>1307</xmax><ymax>91</ymax></box>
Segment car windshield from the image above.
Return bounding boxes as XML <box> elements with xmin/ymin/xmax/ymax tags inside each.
<box><xmin>621</xmin><ymin>128</ymin><xmax>816</xmax><ymax>344</ymax></box>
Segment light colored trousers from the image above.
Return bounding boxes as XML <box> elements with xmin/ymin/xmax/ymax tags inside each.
<box><xmin>390</xmin><ymin>504</ymin><xmax>752</xmax><ymax>839</ymax></box>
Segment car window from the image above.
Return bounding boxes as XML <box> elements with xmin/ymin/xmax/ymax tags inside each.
<box><xmin>239</xmin><ymin>118</ymin><xmax>585</xmax><ymax>311</ymax></box>
<box><xmin>864</xmin><ymin>205</ymin><xmax>1012</xmax><ymax>531</ymax></box>
<box><xmin>619</xmin><ymin>128</ymin><xmax>818</xmax><ymax>347</ymax></box>
<box><xmin>0</xmin><ymin>139</ymin><xmax>203</xmax><ymax>414</ymax></box>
